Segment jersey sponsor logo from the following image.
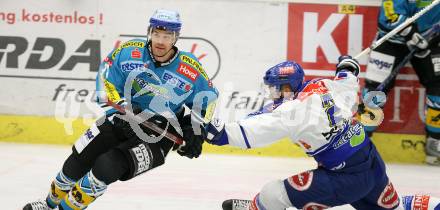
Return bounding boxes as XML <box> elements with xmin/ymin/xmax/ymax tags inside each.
<box><xmin>333</xmin><ymin>123</ymin><xmax>365</xmax><ymax>149</ymax></box>
<box><xmin>133</xmin><ymin>77</ymin><xmax>170</xmax><ymax>99</ymax></box>
<box><xmin>303</xmin><ymin>202</ymin><xmax>329</xmax><ymax>210</ymax></box>
<box><xmin>180</xmin><ymin>54</ymin><xmax>209</xmax><ymax>80</ymax></box>
<box><xmin>383</xmin><ymin>0</ymin><xmax>399</xmax><ymax>23</ymax></box>
<box><xmin>162</xmin><ymin>70</ymin><xmax>193</xmax><ymax>92</ymax></box>
<box><xmin>177</xmin><ymin>63</ymin><xmax>199</xmax><ymax>81</ymax></box>
<box><xmin>103</xmin><ymin>79</ymin><xmax>121</xmax><ymax>102</ymax></box>
<box><xmin>120</xmin><ymin>61</ymin><xmax>145</xmax><ymax>72</ymax></box>
<box><xmin>131</xmin><ymin>48</ymin><xmax>141</xmax><ymax>59</ymax></box>
<box><xmin>112</xmin><ymin>41</ymin><xmax>145</xmax><ymax>59</ymax></box>
<box><xmin>287</xmin><ymin>171</ymin><xmax>313</xmax><ymax>191</ymax></box>
<box><xmin>377</xmin><ymin>181</ymin><xmax>400</xmax><ymax>209</ymax></box>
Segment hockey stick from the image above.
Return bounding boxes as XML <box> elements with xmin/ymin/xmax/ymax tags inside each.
<box><xmin>354</xmin><ymin>0</ymin><xmax>440</xmax><ymax>60</ymax></box>
<box><xmin>106</xmin><ymin>100</ymin><xmax>185</xmax><ymax>145</ymax></box>
<box><xmin>375</xmin><ymin>25</ymin><xmax>439</xmax><ymax>92</ymax></box>
<box><xmin>375</xmin><ymin>48</ymin><xmax>417</xmax><ymax>91</ymax></box>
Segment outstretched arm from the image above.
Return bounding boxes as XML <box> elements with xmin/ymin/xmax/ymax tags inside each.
<box><xmin>207</xmin><ymin>102</ymin><xmax>295</xmax><ymax>149</ymax></box>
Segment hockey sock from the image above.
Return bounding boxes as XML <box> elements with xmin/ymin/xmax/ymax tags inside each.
<box><xmin>59</xmin><ymin>171</ymin><xmax>107</xmax><ymax>210</ymax></box>
<box><xmin>401</xmin><ymin>195</ymin><xmax>440</xmax><ymax>210</ymax></box>
<box><xmin>46</xmin><ymin>170</ymin><xmax>76</xmax><ymax>208</ymax></box>
<box><xmin>250</xmin><ymin>193</ymin><xmax>267</xmax><ymax>210</ymax></box>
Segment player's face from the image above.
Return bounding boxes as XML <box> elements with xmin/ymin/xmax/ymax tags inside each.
<box><xmin>268</xmin><ymin>84</ymin><xmax>293</xmax><ymax>100</ymax></box>
<box><xmin>150</xmin><ymin>29</ymin><xmax>176</xmax><ymax>58</ymax></box>
<box><xmin>268</xmin><ymin>85</ymin><xmax>282</xmax><ymax>100</ymax></box>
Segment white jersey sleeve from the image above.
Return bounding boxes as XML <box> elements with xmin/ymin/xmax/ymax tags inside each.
<box><xmin>224</xmin><ymin>71</ymin><xmax>360</xmax><ymax>153</ymax></box>
<box><xmin>224</xmin><ymin>102</ymin><xmax>297</xmax><ymax>149</ymax></box>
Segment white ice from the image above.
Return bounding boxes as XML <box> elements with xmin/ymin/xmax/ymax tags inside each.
<box><xmin>1</xmin><ymin>142</ymin><xmax>440</xmax><ymax>210</ymax></box>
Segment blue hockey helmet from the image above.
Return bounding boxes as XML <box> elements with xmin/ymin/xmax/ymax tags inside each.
<box><xmin>263</xmin><ymin>61</ymin><xmax>305</xmax><ymax>93</ymax></box>
<box><xmin>149</xmin><ymin>9</ymin><xmax>182</xmax><ymax>34</ymax></box>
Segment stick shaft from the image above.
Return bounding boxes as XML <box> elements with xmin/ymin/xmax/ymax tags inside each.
<box><xmin>355</xmin><ymin>0</ymin><xmax>440</xmax><ymax>60</ymax></box>
<box><xmin>106</xmin><ymin>100</ymin><xmax>184</xmax><ymax>145</ymax></box>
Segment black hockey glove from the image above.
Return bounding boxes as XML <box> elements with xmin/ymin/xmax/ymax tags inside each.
<box><xmin>112</xmin><ymin>105</ymin><xmax>171</xmax><ymax>140</ymax></box>
<box><xmin>336</xmin><ymin>55</ymin><xmax>360</xmax><ymax>76</ymax></box>
<box><xmin>174</xmin><ymin>114</ymin><xmax>206</xmax><ymax>159</ymax></box>
<box><xmin>112</xmin><ymin>105</ymin><xmax>142</xmax><ymax>139</ymax></box>
<box><xmin>399</xmin><ymin>24</ymin><xmax>429</xmax><ymax>58</ymax></box>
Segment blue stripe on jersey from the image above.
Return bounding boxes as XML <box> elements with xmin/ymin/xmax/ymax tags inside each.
<box><xmin>239</xmin><ymin>125</ymin><xmax>251</xmax><ymax>149</ymax></box>
<box><xmin>306</xmin><ymin>121</ymin><xmax>349</xmax><ymax>156</ymax></box>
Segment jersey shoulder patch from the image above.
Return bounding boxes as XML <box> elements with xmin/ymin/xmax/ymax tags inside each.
<box><xmin>178</xmin><ymin>52</ymin><xmax>210</xmax><ymax>81</ymax></box>
<box><xmin>297</xmin><ymin>79</ymin><xmax>329</xmax><ymax>101</ymax></box>
<box><xmin>111</xmin><ymin>39</ymin><xmax>147</xmax><ymax>60</ymax></box>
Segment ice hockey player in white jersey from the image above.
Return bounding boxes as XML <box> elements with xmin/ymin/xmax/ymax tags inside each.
<box><xmin>207</xmin><ymin>56</ymin><xmax>440</xmax><ymax>210</ymax></box>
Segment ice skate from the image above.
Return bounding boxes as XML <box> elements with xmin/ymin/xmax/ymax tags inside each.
<box><xmin>23</xmin><ymin>200</ymin><xmax>53</xmax><ymax>210</ymax></box>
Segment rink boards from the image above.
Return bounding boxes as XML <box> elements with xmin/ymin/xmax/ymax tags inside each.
<box><xmin>0</xmin><ymin>114</ymin><xmax>427</xmax><ymax>163</ymax></box>
<box><xmin>0</xmin><ymin>0</ymin><xmax>429</xmax><ymax>163</ymax></box>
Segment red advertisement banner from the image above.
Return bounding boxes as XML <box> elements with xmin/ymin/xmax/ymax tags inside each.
<box><xmin>287</xmin><ymin>3</ymin><xmax>425</xmax><ymax>134</ymax></box>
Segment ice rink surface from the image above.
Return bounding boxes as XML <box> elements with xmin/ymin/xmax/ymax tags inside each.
<box><xmin>2</xmin><ymin>142</ymin><xmax>440</xmax><ymax>210</ymax></box>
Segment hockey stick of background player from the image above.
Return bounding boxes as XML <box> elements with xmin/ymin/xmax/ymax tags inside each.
<box><xmin>354</xmin><ymin>0</ymin><xmax>440</xmax><ymax>60</ymax></box>
<box><xmin>375</xmin><ymin>48</ymin><xmax>417</xmax><ymax>92</ymax></box>
<box><xmin>375</xmin><ymin>24</ymin><xmax>439</xmax><ymax>92</ymax></box>
<box><xmin>106</xmin><ymin>99</ymin><xmax>185</xmax><ymax>145</ymax></box>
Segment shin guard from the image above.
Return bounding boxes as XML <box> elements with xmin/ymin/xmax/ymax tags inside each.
<box><xmin>46</xmin><ymin>171</ymin><xmax>76</xmax><ymax>208</ymax></box>
<box><xmin>59</xmin><ymin>171</ymin><xmax>107</xmax><ymax>210</ymax></box>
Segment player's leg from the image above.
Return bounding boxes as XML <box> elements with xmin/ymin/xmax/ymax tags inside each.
<box><xmin>57</xmin><ymin>136</ymin><xmax>175</xmax><ymax>210</ymax></box>
<box><xmin>349</xmin><ymin>142</ymin><xmax>440</xmax><ymax>210</ymax></box>
<box><xmin>223</xmin><ymin>143</ymin><xmax>379</xmax><ymax>210</ymax></box>
<box><xmin>350</xmin><ymin>178</ymin><xmax>401</xmax><ymax>210</ymax></box>
<box><xmin>401</xmin><ymin>195</ymin><xmax>440</xmax><ymax>210</ymax></box>
<box><xmin>352</xmin><ymin>190</ymin><xmax>440</xmax><ymax>210</ymax></box>
<box><xmin>23</xmin><ymin>118</ymin><xmax>124</xmax><ymax>210</ymax></box>
<box><xmin>248</xmin><ymin>165</ymin><xmax>380</xmax><ymax>210</ymax></box>
<box><xmin>410</xmin><ymin>36</ymin><xmax>440</xmax><ymax>165</ymax></box>
<box><xmin>361</xmin><ymin>41</ymin><xmax>409</xmax><ymax>136</ymax></box>
<box><xmin>350</xmin><ymin>144</ymin><xmax>403</xmax><ymax>210</ymax></box>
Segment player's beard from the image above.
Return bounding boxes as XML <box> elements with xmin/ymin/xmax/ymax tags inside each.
<box><xmin>152</xmin><ymin>44</ymin><xmax>173</xmax><ymax>59</ymax></box>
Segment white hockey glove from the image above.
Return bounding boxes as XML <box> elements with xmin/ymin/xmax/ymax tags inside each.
<box><xmin>336</xmin><ymin>55</ymin><xmax>360</xmax><ymax>76</ymax></box>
